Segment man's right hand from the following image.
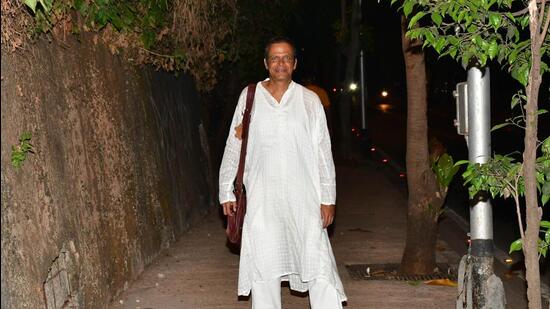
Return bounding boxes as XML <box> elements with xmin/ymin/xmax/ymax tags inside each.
<box><xmin>222</xmin><ymin>201</ymin><xmax>237</xmax><ymax>216</ymax></box>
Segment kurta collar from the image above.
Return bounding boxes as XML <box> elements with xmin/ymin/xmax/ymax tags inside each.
<box><xmin>259</xmin><ymin>79</ymin><xmax>296</xmax><ymax>108</ymax></box>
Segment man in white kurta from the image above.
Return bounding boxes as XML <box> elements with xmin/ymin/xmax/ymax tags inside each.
<box><xmin>219</xmin><ymin>37</ymin><xmax>346</xmax><ymax>308</ymax></box>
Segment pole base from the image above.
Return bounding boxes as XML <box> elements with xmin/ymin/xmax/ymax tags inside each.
<box><xmin>456</xmin><ymin>254</ymin><xmax>506</xmax><ymax>309</ymax></box>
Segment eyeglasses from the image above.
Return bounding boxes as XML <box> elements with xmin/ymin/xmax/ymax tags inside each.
<box><xmin>267</xmin><ymin>55</ymin><xmax>295</xmax><ymax>64</ymax></box>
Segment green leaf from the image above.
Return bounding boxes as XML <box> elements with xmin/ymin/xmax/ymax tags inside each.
<box><xmin>489</xmin><ymin>12</ymin><xmax>502</xmax><ymax>30</ymax></box>
<box><xmin>542</xmin><ymin>137</ymin><xmax>550</xmax><ymax>154</ymax></box>
<box><xmin>510</xmin><ymin>55</ymin><xmax>521</xmax><ymax>69</ymax></box>
<box><xmin>479</xmin><ymin>53</ymin><xmax>488</xmax><ymax>66</ymax></box>
<box><xmin>20</xmin><ymin>132</ymin><xmax>32</xmax><ymax>141</ymax></box>
<box><xmin>95</xmin><ymin>8</ymin><xmax>109</xmax><ymax>29</ymax></box>
<box><xmin>537</xmin><ymin>109</ymin><xmax>548</xmax><ymax>115</ymax></box>
<box><xmin>433</xmin><ymin>153</ymin><xmax>460</xmax><ymax>188</ymax></box>
<box><xmin>403</xmin><ymin>0</ymin><xmax>414</xmax><ymax>17</ymax></box>
<box><xmin>434</xmin><ymin>37</ymin><xmax>446</xmax><ymax>53</ymax></box>
<box><xmin>23</xmin><ymin>0</ymin><xmax>38</xmax><ymax>13</ymax></box>
<box><xmin>512</xmin><ymin>63</ymin><xmax>530</xmax><ymax>86</ymax></box>
<box><xmin>457</xmin><ymin>10</ymin><xmax>467</xmax><ymax>23</ymax></box>
<box><xmin>520</xmin><ymin>15</ymin><xmax>529</xmax><ymax>28</ymax></box>
<box><xmin>509</xmin><ymin>238</ymin><xmax>523</xmax><ymax>253</ymax></box>
<box><xmin>488</xmin><ymin>40</ymin><xmax>498</xmax><ymax>60</ymax></box>
<box><xmin>409</xmin><ymin>12</ymin><xmax>426</xmax><ymax>29</ymax></box>
<box><xmin>489</xmin><ymin>186</ymin><xmax>499</xmax><ymax>198</ymax></box>
<box><xmin>431</xmin><ymin>12</ymin><xmax>443</xmax><ymax>27</ymax></box>
<box><xmin>407</xmin><ymin>28</ymin><xmax>422</xmax><ymax>40</ymax></box>
<box><xmin>37</xmin><ymin>0</ymin><xmax>52</xmax><ymax>12</ymax></box>
<box><xmin>511</xmin><ymin>95</ymin><xmax>521</xmax><ymax>109</ymax></box>
<box><xmin>449</xmin><ymin>47</ymin><xmax>458</xmax><ymax>58</ymax></box>
<box><xmin>110</xmin><ymin>15</ymin><xmax>124</xmax><ymax>31</ymax></box>
<box><xmin>541</xmin><ymin>221</ymin><xmax>550</xmax><ymax>229</ymax></box>
<box><xmin>543</xmin><ymin>194</ymin><xmax>550</xmax><ymax>206</ymax></box>
<box><xmin>491</xmin><ymin>122</ymin><xmax>511</xmax><ymax>131</ymax></box>
<box><xmin>141</xmin><ymin>30</ymin><xmax>155</xmax><ymax>50</ymax></box>
<box><xmin>454</xmin><ymin>160</ymin><xmax>470</xmax><ymax>166</ymax></box>
<box><xmin>465</xmin><ymin>13</ymin><xmax>473</xmax><ymax>27</ymax></box>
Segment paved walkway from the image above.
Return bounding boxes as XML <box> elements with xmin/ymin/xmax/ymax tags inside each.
<box><xmin>110</xmin><ymin>162</ymin><xmax>461</xmax><ymax>308</ymax></box>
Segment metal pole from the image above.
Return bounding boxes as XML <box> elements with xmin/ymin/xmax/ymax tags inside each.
<box><xmin>467</xmin><ymin>67</ymin><xmax>493</xmax><ymax>240</ymax></box>
<box><xmin>467</xmin><ymin>66</ymin><xmax>495</xmax><ymax>308</ymax></box>
<box><xmin>360</xmin><ymin>49</ymin><xmax>367</xmax><ymax>130</ymax></box>
<box><xmin>454</xmin><ymin>67</ymin><xmax>505</xmax><ymax>309</ymax></box>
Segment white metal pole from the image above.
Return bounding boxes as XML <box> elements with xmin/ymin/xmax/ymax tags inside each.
<box><xmin>467</xmin><ymin>66</ymin><xmax>502</xmax><ymax>309</ymax></box>
<box><xmin>467</xmin><ymin>66</ymin><xmax>493</xmax><ymax>243</ymax></box>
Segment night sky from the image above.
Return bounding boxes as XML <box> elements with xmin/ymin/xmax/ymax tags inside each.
<box><xmin>287</xmin><ymin>1</ymin><xmax>405</xmax><ymax>101</ymax></box>
<box><xmin>284</xmin><ymin>0</ymin><xmax>547</xmax><ymax>145</ymax></box>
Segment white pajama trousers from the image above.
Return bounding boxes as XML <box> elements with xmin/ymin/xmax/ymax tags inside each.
<box><xmin>251</xmin><ymin>277</ymin><xmax>343</xmax><ymax>309</ymax></box>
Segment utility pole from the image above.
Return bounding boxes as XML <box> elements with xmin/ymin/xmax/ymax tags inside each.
<box><xmin>359</xmin><ymin>49</ymin><xmax>371</xmax><ymax>155</ymax></box>
<box><xmin>454</xmin><ymin>67</ymin><xmax>505</xmax><ymax>309</ymax></box>
<box><xmin>360</xmin><ymin>49</ymin><xmax>367</xmax><ymax>131</ymax></box>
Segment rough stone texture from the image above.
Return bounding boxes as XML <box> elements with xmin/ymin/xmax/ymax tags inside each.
<box><xmin>1</xmin><ymin>35</ymin><xmax>215</xmax><ymax>308</ymax></box>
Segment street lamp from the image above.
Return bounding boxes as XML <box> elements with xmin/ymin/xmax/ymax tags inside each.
<box><xmin>381</xmin><ymin>90</ymin><xmax>388</xmax><ymax>97</ymax></box>
<box><xmin>349</xmin><ymin>82</ymin><xmax>358</xmax><ymax>91</ymax></box>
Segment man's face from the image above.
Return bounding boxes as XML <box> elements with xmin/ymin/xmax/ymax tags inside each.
<box><xmin>264</xmin><ymin>42</ymin><xmax>297</xmax><ymax>82</ymax></box>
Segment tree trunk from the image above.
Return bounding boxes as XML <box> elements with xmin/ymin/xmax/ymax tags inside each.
<box><xmin>523</xmin><ymin>1</ymin><xmax>544</xmax><ymax>307</ymax></box>
<box><xmin>400</xmin><ymin>16</ymin><xmax>444</xmax><ymax>275</ymax></box>
<box><xmin>338</xmin><ymin>0</ymin><xmax>360</xmax><ymax>159</ymax></box>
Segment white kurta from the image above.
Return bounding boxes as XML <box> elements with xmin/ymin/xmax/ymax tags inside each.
<box><xmin>219</xmin><ymin>80</ymin><xmax>346</xmax><ymax>301</ymax></box>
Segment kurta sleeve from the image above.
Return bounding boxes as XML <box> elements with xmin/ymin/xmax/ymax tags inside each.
<box><xmin>218</xmin><ymin>88</ymin><xmax>248</xmax><ymax>204</ymax></box>
<box><xmin>316</xmin><ymin>102</ymin><xmax>336</xmax><ymax>205</ymax></box>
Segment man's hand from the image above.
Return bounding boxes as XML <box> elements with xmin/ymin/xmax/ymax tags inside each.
<box><xmin>320</xmin><ymin>204</ymin><xmax>335</xmax><ymax>228</ymax></box>
<box><xmin>222</xmin><ymin>201</ymin><xmax>237</xmax><ymax>216</ymax></box>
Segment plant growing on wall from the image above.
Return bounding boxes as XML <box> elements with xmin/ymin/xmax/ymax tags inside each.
<box><xmin>11</xmin><ymin>132</ymin><xmax>34</xmax><ymax>168</ymax></box>
<box><xmin>7</xmin><ymin>0</ymin><xmax>238</xmax><ymax>91</ymax></box>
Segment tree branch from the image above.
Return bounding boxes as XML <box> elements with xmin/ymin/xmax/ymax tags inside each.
<box><xmin>541</xmin><ymin>7</ymin><xmax>550</xmax><ymax>44</ymax></box>
<box><xmin>539</xmin><ymin>0</ymin><xmax>547</xmax><ymax>29</ymax></box>
<box><xmin>513</xmin><ymin>0</ymin><xmax>545</xmax><ymax>16</ymax></box>
<box><xmin>513</xmin><ymin>169</ymin><xmax>526</xmax><ymax>240</ymax></box>
<box><xmin>139</xmin><ymin>47</ymin><xmax>174</xmax><ymax>58</ymax></box>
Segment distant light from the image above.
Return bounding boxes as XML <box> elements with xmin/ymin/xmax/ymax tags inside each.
<box><xmin>505</xmin><ymin>258</ymin><xmax>513</xmax><ymax>264</ymax></box>
<box><xmin>370</xmin><ymin>147</ymin><xmax>376</xmax><ymax>152</ymax></box>
<box><xmin>332</xmin><ymin>87</ymin><xmax>337</xmax><ymax>92</ymax></box>
<box><xmin>378</xmin><ymin>103</ymin><xmax>391</xmax><ymax>113</ymax></box>
<box><xmin>399</xmin><ymin>173</ymin><xmax>406</xmax><ymax>178</ymax></box>
<box><xmin>381</xmin><ymin>90</ymin><xmax>389</xmax><ymax>97</ymax></box>
<box><xmin>349</xmin><ymin>83</ymin><xmax>358</xmax><ymax>91</ymax></box>
<box><xmin>352</xmin><ymin>127</ymin><xmax>356</xmax><ymax>132</ymax></box>
<box><xmin>382</xmin><ymin>159</ymin><xmax>388</xmax><ymax>163</ymax></box>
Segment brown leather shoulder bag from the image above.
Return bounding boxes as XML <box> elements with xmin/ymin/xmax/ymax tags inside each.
<box><xmin>226</xmin><ymin>83</ymin><xmax>256</xmax><ymax>245</ymax></box>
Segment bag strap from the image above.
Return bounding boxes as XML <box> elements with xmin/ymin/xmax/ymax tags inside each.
<box><xmin>235</xmin><ymin>83</ymin><xmax>256</xmax><ymax>192</ymax></box>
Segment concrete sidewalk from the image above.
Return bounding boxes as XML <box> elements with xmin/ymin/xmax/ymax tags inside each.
<box><xmin>110</xmin><ymin>162</ymin><xmax>461</xmax><ymax>308</ymax></box>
